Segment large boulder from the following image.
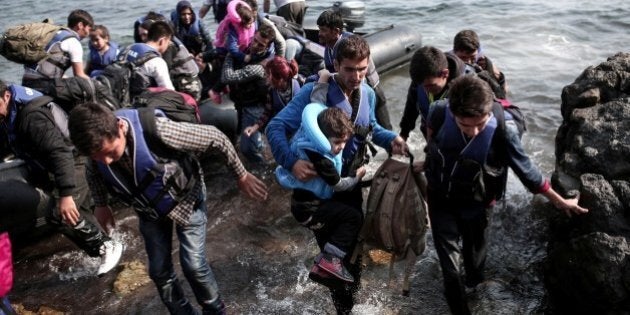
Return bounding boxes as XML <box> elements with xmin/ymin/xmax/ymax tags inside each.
<box><xmin>548</xmin><ymin>52</ymin><xmax>630</xmax><ymax>313</ymax></box>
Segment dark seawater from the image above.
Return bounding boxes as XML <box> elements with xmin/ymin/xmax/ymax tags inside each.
<box><xmin>2</xmin><ymin>0</ymin><xmax>629</xmax><ymax>314</ymax></box>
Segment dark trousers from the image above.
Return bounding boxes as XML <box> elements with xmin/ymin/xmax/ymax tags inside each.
<box><xmin>428</xmin><ymin>190</ymin><xmax>489</xmax><ymax>315</ymax></box>
<box><xmin>291</xmin><ymin>187</ymin><xmax>364</xmax><ymax>314</ymax></box>
<box><xmin>276</xmin><ymin>1</ymin><xmax>307</xmax><ymax>26</ymax></box>
<box><xmin>46</xmin><ymin>157</ymin><xmax>108</xmax><ymax>257</ymax></box>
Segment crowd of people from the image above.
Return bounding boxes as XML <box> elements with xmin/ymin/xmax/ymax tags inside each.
<box><xmin>0</xmin><ymin>1</ymin><xmax>589</xmax><ymax>315</ymax></box>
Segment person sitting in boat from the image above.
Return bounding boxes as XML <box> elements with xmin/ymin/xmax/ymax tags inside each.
<box><xmin>316</xmin><ymin>9</ymin><xmax>392</xmax><ymax>130</ymax></box>
<box><xmin>451</xmin><ymin>29</ymin><xmax>508</xmax><ymax>99</ymax></box>
<box><xmin>86</xmin><ymin>24</ymin><xmax>119</xmax><ymax>77</ymax></box>
<box><xmin>171</xmin><ymin>0</ymin><xmax>214</xmax><ymax>56</ymax></box>
<box><xmin>398</xmin><ymin>45</ymin><xmax>470</xmax><ymax>140</ymax></box>
<box><xmin>0</xmin><ymin>80</ymin><xmax>123</xmax><ymax>277</ymax></box>
<box><xmin>208</xmin><ymin>0</ymin><xmax>256</xmax><ymax>104</ymax></box>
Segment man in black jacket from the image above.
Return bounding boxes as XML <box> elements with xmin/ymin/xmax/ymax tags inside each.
<box><xmin>0</xmin><ymin>80</ymin><xmax>122</xmax><ymax>276</ymax></box>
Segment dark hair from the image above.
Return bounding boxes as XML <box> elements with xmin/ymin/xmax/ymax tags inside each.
<box><xmin>91</xmin><ymin>25</ymin><xmax>110</xmax><ymax>40</ymax></box>
<box><xmin>0</xmin><ymin>80</ymin><xmax>8</xmax><ymax>96</ymax></box>
<box><xmin>409</xmin><ymin>46</ymin><xmax>448</xmax><ymax>83</ymax></box>
<box><xmin>67</xmin><ymin>9</ymin><xmax>94</xmax><ymax>28</ymax></box>
<box><xmin>236</xmin><ymin>3</ymin><xmax>255</xmax><ymax>26</ymax></box>
<box><xmin>318</xmin><ymin>107</ymin><xmax>353</xmax><ymax>139</ymax></box>
<box><xmin>453</xmin><ymin>30</ymin><xmax>480</xmax><ymax>54</ymax></box>
<box><xmin>68</xmin><ymin>102</ymin><xmax>119</xmax><ymax>156</ymax></box>
<box><xmin>257</xmin><ymin>23</ymin><xmax>276</xmax><ymax>42</ymax></box>
<box><xmin>448</xmin><ymin>76</ymin><xmax>494</xmax><ymax>117</ymax></box>
<box><xmin>334</xmin><ymin>34</ymin><xmax>370</xmax><ymax>63</ymax></box>
<box><xmin>147</xmin><ymin>20</ymin><xmax>174</xmax><ymax>42</ymax></box>
<box><xmin>265</xmin><ymin>56</ymin><xmax>298</xmax><ymax>81</ymax></box>
<box><xmin>317</xmin><ymin>10</ymin><xmax>344</xmax><ymax>31</ymax></box>
<box><xmin>243</xmin><ymin>0</ymin><xmax>259</xmax><ymax>13</ymax></box>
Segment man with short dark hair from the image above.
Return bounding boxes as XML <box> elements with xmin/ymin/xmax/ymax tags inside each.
<box><xmin>267</xmin><ymin>34</ymin><xmax>407</xmax><ymax>314</ymax></box>
<box><xmin>22</xmin><ymin>9</ymin><xmax>94</xmax><ymax>91</ymax></box>
<box><xmin>0</xmin><ymin>80</ymin><xmax>122</xmax><ymax>276</ymax></box>
<box><xmin>316</xmin><ymin>10</ymin><xmax>393</xmax><ymax>130</ymax></box>
<box><xmin>118</xmin><ymin>20</ymin><xmax>175</xmax><ymax>98</ymax></box>
<box><xmin>68</xmin><ymin>101</ymin><xmax>268</xmax><ymax>315</ymax></box>
<box><xmin>423</xmin><ymin>75</ymin><xmax>588</xmax><ymax>315</ymax></box>
<box><xmin>398</xmin><ymin>45</ymin><xmax>470</xmax><ymax>139</ymax></box>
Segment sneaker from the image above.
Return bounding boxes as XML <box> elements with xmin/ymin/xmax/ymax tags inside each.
<box><xmin>317</xmin><ymin>253</ymin><xmax>354</xmax><ymax>283</ymax></box>
<box><xmin>97</xmin><ymin>240</ymin><xmax>123</xmax><ymax>276</ymax></box>
<box><xmin>209</xmin><ymin>89</ymin><xmax>222</xmax><ymax>104</ymax></box>
<box><xmin>308</xmin><ymin>263</ymin><xmax>344</xmax><ymax>289</ymax></box>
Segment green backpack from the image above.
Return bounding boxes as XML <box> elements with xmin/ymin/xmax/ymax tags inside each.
<box><xmin>0</xmin><ymin>20</ymin><xmax>65</xmax><ymax>64</ymax></box>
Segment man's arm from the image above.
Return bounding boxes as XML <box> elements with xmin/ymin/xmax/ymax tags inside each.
<box><xmin>199</xmin><ymin>1</ymin><xmax>211</xmax><ymax>19</ymax></box>
<box><xmin>62</xmin><ymin>37</ymin><xmax>88</xmax><ymax>78</ymax></box>
<box><xmin>365</xmin><ymin>84</ymin><xmax>399</xmax><ymax>151</ymax></box>
<box><xmin>399</xmin><ymin>82</ymin><xmax>420</xmax><ymax>140</ymax></box>
<box><xmin>155</xmin><ymin>118</ymin><xmax>268</xmax><ymax>200</ymax></box>
<box><xmin>266</xmin><ymin>83</ymin><xmax>314</xmax><ymax>170</ymax></box>
<box><xmin>221</xmin><ymin>54</ymin><xmax>266</xmax><ymax>84</ymax></box>
<box><xmin>19</xmin><ymin>109</ymin><xmax>80</xmax><ymax>224</ymax></box>
<box><xmin>145</xmin><ymin>58</ymin><xmax>175</xmax><ymax>90</ymax></box>
<box><xmin>260</xmin><ymin>17</ymin><xmax>286</xmax><ymax>57</ymax></box>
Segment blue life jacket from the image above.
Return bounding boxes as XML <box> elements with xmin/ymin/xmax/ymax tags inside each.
<box><xmin>275</xmin><ymin>103</ymin><xmax>342</xmax><ymax>199</ymax></box>
<box><xmin>88</xmin><ymin>42</ymin><xmax>119</xmax><ymax>76</ymax></box>
<box><xmin>6</xmin><ymin>85</ymin><xmax>44</xmax><ymax>144</ymax></box>
<box><xmin>96</xmin><ymin>109</ymin><xmax>197</xmax><ymax>217</ymax></box>
<box><xmin>326</xmin><ymin>77</ymin><xmax>370</xmax><ymax>175</ymax></box>
<box><xmin>119</xmin><ymin>43</ymin><xmax>161</xmax><ymax>97</ymax></box>
<box><xmin>324</xmin><ymin>32</ymin><xmax>352</xmax><ymax>72</ymax></box>
<box><xmin>270</xmin><ymin>78</ymin><xmax>301</xmax><ymax>113</ymax></box>
<box><xmin>426</xmin><ymin>102</ymin><xmax>498</xmax><ymax>202</ymax></box>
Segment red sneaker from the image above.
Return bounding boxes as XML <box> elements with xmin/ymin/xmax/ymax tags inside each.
<box><xmin>317</xmin><ymin>253</ymin><xmax>354</xmax><ymax>283</ymax></box>
<box><xmin>309</xmin><ymin>263</ymin><xmax>344</xmax><ymax>289</ymax></box>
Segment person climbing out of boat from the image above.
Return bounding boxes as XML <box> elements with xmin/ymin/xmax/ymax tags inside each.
<box><xmin>119</xmin><ymin>20</ymin><xmax>175</xmax><ymax>99</ymax></box>
<box><xmin>199</xmin><ymin>0</ymin><xmax>232</xmax><ymax>23</ymax></box>
<box><xmin>266</xmin><ymin>34</ymin><xmax>407</xmax><ymax>315</ymax></box>
<box><xmin>263</xmin><ymin>0</ymin><xmax>306</xmax><ymax>26</ymax></box>
<box><xmin>398</xmin><ymin>45</ymin><xmax>470</xmax><ymax>140</ymax></box>
<box><xmin>221</xmin><ymin>24</ymin><xmax>276</xmax><ymax>165</ymax></box>
<box><xmin>421</xmin><ymin>75</ymin><xmax>588</xmax><ymax>315</ymax></box>
<box><xmin>0</xmin><ymin>80</ymin><xmax>123</xmax><ymax>277</ymax></box>
<box><xmin>67</xmin><ymin>102</ymin><xmax>268</xmax><ymax>315</ymax></box>
<box><xmin>242</xmin><ymin>55</ymin><xmax>301</xmax><ymax>138</ymax></box>
<box><xmin>316</xmin><ymin>9</ymin><xmax>393</xmax><ymax>130</ymax></box>
<box><xmin>22</xmin><ymin>10</ymin><xmax>94</xmax><ymax>92</ymax></box>
<box><xmin>451</xmin><ymin>29</ymin><xmax>508</xmax><ymax>99</ymax></box>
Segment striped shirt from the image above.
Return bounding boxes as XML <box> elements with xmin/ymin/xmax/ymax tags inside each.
<box><xmin>87</xmin><ymin>116</ymin><xmax>246</xmax><ymax>226</ymax></box>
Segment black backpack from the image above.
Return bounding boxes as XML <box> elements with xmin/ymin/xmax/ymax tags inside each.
<box><xmin>429</xmin><ymin>99</ymin><xmax>527</xmax><ymax>201</ymax></box>
<box><xmin>132</xmin><ymin>88</ymin><xmax>200</xmax><ymax>124</ymax></box>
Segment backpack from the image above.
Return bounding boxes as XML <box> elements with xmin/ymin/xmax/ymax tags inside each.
<box><xmin>0</xmin><ymin>20</ymin><xmax>67</xmax><ymax>64</ymax></box>
<box><xmin>132</xmin><ymin>87</ymin><xmax>200</xmax><ymax>123</ymax></box>
<box><xmin>351</xmin><ymin>154</ymin><xmax>428</xmax><ymax>296</ymax></box>
<box><xmin>429</xmin><ymin>100</ymin><xmax>527</xmax><ymax>202</ymax></box>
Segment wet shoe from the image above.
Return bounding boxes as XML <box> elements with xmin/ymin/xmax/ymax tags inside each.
<box><xmin>97</xmin><ymin>240</ymin><xmax>123</xmax><ymax>276</ymax></box>
<box><xmin>317</xmin><ymin>253</ymin><xmax>354</xmax><ymax>283</ymax></box>
<box><xmin>308</xmin><ymin>264</ymin><xmax>344</xmax><ymax>289</ymax></box>
<box><xmin>209</xmin><ymin>89</ymin><xmax>222</xmax><ymax>104</ymax></box>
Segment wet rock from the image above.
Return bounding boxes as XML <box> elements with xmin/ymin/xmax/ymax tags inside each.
<box><xmin>113</xmin><ymin>260</ymin><xmax>151</xmax><ymax>295</ymax></box>
<box><xmin>549</xmin><ymin>52</ymin><xmax>630</xmax><ymax>312</ymax></box>
<box><xmin>12</xmin><ymin>303</ymin><xmax>64</xmax><ymax>315</ymax></box>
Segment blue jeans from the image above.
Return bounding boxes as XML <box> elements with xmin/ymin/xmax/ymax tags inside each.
<box><xmin>139</xmin><ymin>196</ymin><xmax>223</xmax><ymax>314</ymax></box>
<box><xmin>239</xmin><ymin>105</ymin><xmax>265</xmax><ymax>164</ymax></box>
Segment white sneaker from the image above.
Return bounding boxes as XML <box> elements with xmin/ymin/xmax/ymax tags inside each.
<box><xmin>97</xmin><ymin>240</ymin><xmax>123</xmax><ymax>276</ymax></box>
